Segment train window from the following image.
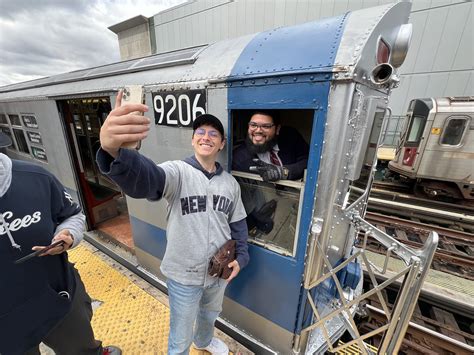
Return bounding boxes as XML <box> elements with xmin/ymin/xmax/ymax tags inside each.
<box><xmin>231</xmin><ymin>109</ymin><xmax>312</xmax><ymax>256</ymax></box>
<box><xmin>0</xmin><ymin>114</ymin><xmax>7</xmax><ymax>124</ymax></box>
<box><xmin>406</xmin><ymin>115</ymin><xmax>425</xmax><ymax>144</ymax></box>
<box><xmin>440</xmin><ymin>116</ymin><xmax>469</xmax><ymax>146</ymax></box>
<box><xmin>12</xmin><ymin>128</ymin><xmax>30</xmax><ymax>154</ymax></box>
<box><xmin>8</xmin><ymin>114</ymin><xmax>21</xmax><ymax>127</ymax></box>
<box><xmin>0</xmin><ymin>126</ymin><xmax>13</xmax><ymax>144</ymax></box>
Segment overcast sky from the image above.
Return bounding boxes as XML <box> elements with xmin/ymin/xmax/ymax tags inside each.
<box><xmin>0</xmin><ymin>0</ymin><xmax>186</xmax><ymax>87</ymax></box>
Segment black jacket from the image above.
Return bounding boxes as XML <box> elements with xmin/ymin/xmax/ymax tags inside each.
<box><xmin>232</xmin><ymin>126</ymin><xmax>309</xmax><ymax>180</ymax></box>
<box><xmin>0</xmin><ymin>160</ymin><xmax>80</xmax><ymax>355</ymax></box>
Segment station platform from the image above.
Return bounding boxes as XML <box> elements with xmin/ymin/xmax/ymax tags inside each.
<box><xmin>41</xmin><ymin>241</ymin><xmax>252</xmax><ymax>354</ymax></box>
<box><xmin>376</xmin><ymin>147</ymin><xmax>396</xmax><ymax>161</ymax></box>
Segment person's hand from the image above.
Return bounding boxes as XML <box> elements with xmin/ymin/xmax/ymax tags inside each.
<box><xmin>32</xmin><ymin>229</ymin><xmax>74</xmax><ymax>256</ymax></box>
<box><xmin>249</xmin><ymin>158</ymin><xmax>284</xmax><ymax>182</ymax></box>
<box><xmin>225</xmin><ymin>260</ymin><xmax>240</xmax><ymax>283</ymax></box>
<box><xmin>99</xmin><ymin>90</ymin><xmax>150</xmax><ymax>158</ymax></box>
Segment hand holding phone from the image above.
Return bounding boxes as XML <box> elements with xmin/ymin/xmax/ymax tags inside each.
<box><xmin>14</xmin><ymin>240</ymin><xmax>65</xmax><ymax>264</ymax></box>
<box><xmin>99</xmin><ymin>85</ymin><xmax>149</xmax><ymax>158</ymax></box>
<box><xmin>120</xmin><ymin>85</ymin><xmax>145</xmax><ymax>150</ymax></box>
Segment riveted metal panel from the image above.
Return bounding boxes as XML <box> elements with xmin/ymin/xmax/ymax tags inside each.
<box><xmin>230</xmin><ymin>14</ymin><xmax>347</xmax><ymax>79</ymax></box>
<box><xmin>335</xmin><ymin>2</ymin><xmax>412</xmax><ymax>89</ymax></box>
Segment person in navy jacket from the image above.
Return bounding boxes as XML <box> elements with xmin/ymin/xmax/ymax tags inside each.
<box><xmin>232</xmin><ymin>110</ymin><xmax>309</xmax><ymax>182</ymax></box>
<box><xmin>232</xmin><ymin>111</ymin><xmax>309</xmax><ymax>233</ymax></box>
<box><xmin>0</xmin><ymin>132</ymin><xmax>120</xmax><ymax>355</ymax></box>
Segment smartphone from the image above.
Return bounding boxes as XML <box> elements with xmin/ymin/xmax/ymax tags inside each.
<box><xmin>120</xmin><ymin>85</ymin><xmax>145</xmax><ymax>150</ymax></box>
<box><xmin>14</xmin><ymin>240</ymin><xmax>65</xmax><ymax>264</ymax></box>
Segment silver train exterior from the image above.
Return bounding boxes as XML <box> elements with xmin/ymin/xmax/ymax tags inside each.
<box><xmin>388</xmin><ymin>97</ymin><xmax>474</xmax><ymax>200</ymax></box>
<box><xmin>0</xmin><ymin>2</ymin><xmax>437</xmax><ymax>354</ymax></box>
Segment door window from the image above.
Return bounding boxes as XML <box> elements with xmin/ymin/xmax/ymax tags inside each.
<box><xmin>231</xmin><ymin>109</ymin><xmax>313</xmax><ymax>256</ymax></box>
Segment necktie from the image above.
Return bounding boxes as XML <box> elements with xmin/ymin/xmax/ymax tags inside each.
<box><xmin>270</xmin><ymin>150</ymin><xmax>281</xmax><ymax>166</ymax></box>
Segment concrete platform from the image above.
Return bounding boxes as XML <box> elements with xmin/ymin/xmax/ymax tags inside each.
<box><xmin>41</xmin><ymin>241</ymin><xmax>253</xmax><ymax>354</ymax></box>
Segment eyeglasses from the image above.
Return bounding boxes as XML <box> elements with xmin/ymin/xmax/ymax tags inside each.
<box><xmin>194</xmin><ymin>128</ymin><xmax>221</xmax><ymax>139</ymax></box>
<box><xmin>248</xmin><ymin>122</ymin><xmax>275</xmax><ymax>130</ymax></box>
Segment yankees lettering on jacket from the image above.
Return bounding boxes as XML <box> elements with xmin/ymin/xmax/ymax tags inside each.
<box><xmin>180</xmin><ymin>194</ymin><xmax>233</xmax><ymax>216</ymax></box>
<box><xmin>0</xmin><ymin>211</ymin><xmax>42</xmax><ymax>234</ymax></box>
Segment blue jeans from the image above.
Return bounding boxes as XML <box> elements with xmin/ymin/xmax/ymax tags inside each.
<box><xmin>166</xmin><ymin>278</ymin><xmax>227</xmax><ymax>355</ymax></box>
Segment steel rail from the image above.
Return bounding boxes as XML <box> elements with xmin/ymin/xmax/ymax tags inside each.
<box><xmin>365</xmin><ymin>304</ymin><xmax>474</xmax><ymax>354</ymax></box>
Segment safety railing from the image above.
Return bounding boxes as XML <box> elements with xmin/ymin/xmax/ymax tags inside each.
<box><xmin>300</xmin><ymin>198</ymin><xmax>438</xmax><ymax>354</ymax></box>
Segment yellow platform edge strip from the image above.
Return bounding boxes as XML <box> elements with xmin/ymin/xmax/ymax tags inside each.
<box><xmin>69</xmin><ymin>245</ymin><xmax>212</xmax><ymax>354</ymax></box>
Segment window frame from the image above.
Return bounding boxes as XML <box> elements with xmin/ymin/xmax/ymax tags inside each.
<box><xmin>439</xmin><ymin>115</ymin><xmax>470</xmax><ymax>147</ymax></box>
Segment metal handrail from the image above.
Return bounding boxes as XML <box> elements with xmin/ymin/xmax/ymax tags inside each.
<box><xmin>301</xmin><ymin>229</ymin><xmax>437</xmax><ymax>354</ymax></box>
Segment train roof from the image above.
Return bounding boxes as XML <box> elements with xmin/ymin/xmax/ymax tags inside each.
<box><xmin>0</xmin><ymin>2</ymin><xmax>410</xmax><ymax>102</ymax></box>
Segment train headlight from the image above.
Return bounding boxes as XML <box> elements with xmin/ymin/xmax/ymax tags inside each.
<box><xmin>391</xmin><ymin>24</ymin><xmax>412</xmax><ymax>68</ymax></box>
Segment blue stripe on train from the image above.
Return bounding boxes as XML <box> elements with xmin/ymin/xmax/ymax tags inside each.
<box><xmin>224</xmin><ymin>14</ymin><xmax>347</xmax><ymax>333</ymax></box>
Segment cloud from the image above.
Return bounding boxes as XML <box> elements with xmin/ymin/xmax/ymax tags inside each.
<box><xmin>0</xmin><ymin>0</ymin><xmax>186</xmax><ymax>87</ymax></box>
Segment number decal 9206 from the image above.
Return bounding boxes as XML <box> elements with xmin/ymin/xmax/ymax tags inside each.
<box><xmin>153</xmin><ymin>89</ymin><xmax>206</xmax><ymax>127</ymax></box>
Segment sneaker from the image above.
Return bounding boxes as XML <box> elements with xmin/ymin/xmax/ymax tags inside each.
<box><xmin>194</xmin><ymin>337</ymin><xmax>229</xmax><ymax>354</ymax></box>
<box><xmin>103</xmin><ymin>345</ymin><xmax>122</xmax><ymax>355</ymax></box>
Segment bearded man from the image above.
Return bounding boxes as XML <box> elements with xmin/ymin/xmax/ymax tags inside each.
<box><xmin>232</xmin><ymin>111</ymin><xmax>309</xmax><ymax>234</ymax></box>
<box><xmin>232</xmin><ymin>111</ymin><xmax>309</xmax><ymax>182</ymax></box>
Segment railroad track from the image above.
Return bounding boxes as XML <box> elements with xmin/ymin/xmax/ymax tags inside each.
<box><xmin>364</xmin><ymin>212</ymin><xmax>474</xmax><ymax>280</ymax></box>
<box><xmin>367</xmin><ymin>198</ymin><xmax>474</xmax><ymax>234</ymax></box>
<box><xmin>356</xmin><ymin>280</ymin><xmax>474</xmax><ymax>355</ymax></box>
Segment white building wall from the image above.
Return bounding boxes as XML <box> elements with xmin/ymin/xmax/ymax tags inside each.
<box><xmin>146</xmin><ymin>0</ymin><xmax>472</xmax><ymax>115</ymax></box>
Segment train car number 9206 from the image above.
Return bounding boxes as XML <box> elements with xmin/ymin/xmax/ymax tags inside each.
<box><xmin>153</xmin><ymin>90</ymin><xmax>206</xmax><ymax>127</ymax></box>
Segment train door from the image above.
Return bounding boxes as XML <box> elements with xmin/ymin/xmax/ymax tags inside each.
<box><xmin>57</xmin><ymin>97</ymin><xmax>134</xmax><ymax>250</ymax></box>
<box><xmin>224</xmin><ymin>104</ymin><xmax>322</xmax><ymax>352</ymax></box>
<box><xmin>396</xmin><ymin>98</ymin><xmax>433</xmax><ymax>173</ymax></box>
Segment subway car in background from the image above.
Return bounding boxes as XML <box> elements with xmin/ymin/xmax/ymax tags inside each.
<box><xmin>0</xmin><ymin>2</ymin><xmax>438</xmax><ymax>354</ymax></box>
<box><xmin>388</xmin><ymin>96</ymin><xmax>474</xmax><ymax>201</ymax></box>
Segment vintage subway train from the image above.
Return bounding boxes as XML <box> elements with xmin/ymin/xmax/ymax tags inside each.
<box><xmin>0</xmin><ymin>2</ymin><xmax>437</xmax><ymax>354</ymax></box>
<box><xmin>388</xmin><ymin>96</ymin><xmax>474</xmax><ymax>200</ymax></box>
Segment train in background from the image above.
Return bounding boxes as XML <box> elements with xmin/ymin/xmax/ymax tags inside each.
<box><xmin>387</xmin><ymin>97</ymin><xmax>474</xmax><ymax>201</ymax></box>
<box><xmin>0</xmin><ymin>2</ymin><xmax>438</xmax><ymax>354</ymax></box>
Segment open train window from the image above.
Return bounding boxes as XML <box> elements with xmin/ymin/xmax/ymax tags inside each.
<box><xmin>440</xmin><ymin>116</ymin><xmax>469</xmax><ymax>146</ymax></box>
<box><xmin>230</xmin><ymin>109</ymin><xmax>313</xmax><ymax>256</ymax></box>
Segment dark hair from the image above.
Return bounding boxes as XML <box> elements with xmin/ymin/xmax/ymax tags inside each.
<box><xmin>192</xmin><ymin>114</ymin><xmax>225</xmax><ymax>138</ymax></box>
<box><xmin>250</xmin><ymin>110</ymin><xmax>281</xmax><ymax>125</ymax></box>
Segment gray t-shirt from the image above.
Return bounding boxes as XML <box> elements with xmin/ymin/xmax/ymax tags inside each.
<box><xmin>159</xmin><ymin>160</ymin><xmax>246</xmax><ymax>286</ymax></box>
